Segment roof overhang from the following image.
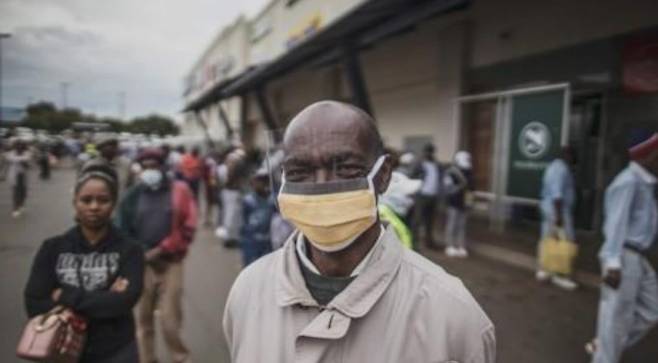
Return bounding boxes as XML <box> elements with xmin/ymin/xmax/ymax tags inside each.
<box><xmin>183</xmin><ymin>0</ymin><xmax>470</xmax><ymax>112</ymax></box>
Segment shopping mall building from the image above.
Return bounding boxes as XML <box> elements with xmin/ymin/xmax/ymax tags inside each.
<box><xmin>182</xmin><ymin>0</ymin><xmax>658</xmax><ymax>231</ymax></box>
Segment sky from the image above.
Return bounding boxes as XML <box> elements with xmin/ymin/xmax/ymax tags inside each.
<box><xmin>0</xmin><ymin>0</ymin><xmax>268</xmax><ymax>121</ymax></box>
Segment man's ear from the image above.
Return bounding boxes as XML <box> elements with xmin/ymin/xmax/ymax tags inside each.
<box><xmin>376</xmin><ymin>155</ymin><xmax>393</xmax><ymax>195</ymax></box>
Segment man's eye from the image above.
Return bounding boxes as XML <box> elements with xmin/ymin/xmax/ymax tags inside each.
<box><xmin>336</xmin><ymin>165</ymin><xmax>365</xmax><ymax>177</ymax></box>
<box><xmin>286</xmin><ymin>168</ymin><xmax>310</xmax><ymax>181</ymax></box>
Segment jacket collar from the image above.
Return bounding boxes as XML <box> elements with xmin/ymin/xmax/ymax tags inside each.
<box><xmin>295</xmin><ymin>225</ymin><xmax>385</xmax><ymax>277</ymax></box>
<box><xmin>630</xmin><ymin>161</ymin><xmax>657</xmax><ymax>185</ymax></box>
<box><xmin>70</xmin><ymin>224</ymin><xmax>116</xmax><ymax>251</ymax></box>
<box><xmin>276</xmin><ymin>226</ymin><xmax>403</xmax><ymax>319</ymax></box>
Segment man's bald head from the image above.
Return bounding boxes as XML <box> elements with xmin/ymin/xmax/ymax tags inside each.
<box><xmin>283</xmin><ymin>101</ymin><xmax>384</xmax><ymax>161</ymax></box>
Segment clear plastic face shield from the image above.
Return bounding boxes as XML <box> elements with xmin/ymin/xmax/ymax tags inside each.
<box><xmin>265</xmin><ymin>126</ymin><xmax>387</xmax><ymax>252</ymax></box>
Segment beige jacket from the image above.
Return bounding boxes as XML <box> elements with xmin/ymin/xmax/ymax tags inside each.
<box><xmin>223</xmin><ymin>227</ymin><xmax>495</xmax><ymax>363</ymax></box>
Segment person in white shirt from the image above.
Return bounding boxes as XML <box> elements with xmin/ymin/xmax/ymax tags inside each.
<box><xmin>588</xmin><ymin>130</ymin><xmax>658</xmax><ymax>363</ymax></box>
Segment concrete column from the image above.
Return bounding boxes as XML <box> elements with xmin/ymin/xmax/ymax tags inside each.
<box><xmin>342</xmin><ymin>42</ymin><xmax>373</xmax><ymax>116</ymax></box>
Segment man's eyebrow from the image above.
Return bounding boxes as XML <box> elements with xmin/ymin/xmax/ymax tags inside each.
<box><xmin>330</xmin><ymin>151</ymin><xmax>367</xmax><ymax>163</ymax></box>
<box><xmin>283</xmin><ymin>151</ymin><xmax>367</xmax><ymax>166</ymax></box>
<box><xmin>283</xmin><ymin>156</ymin><xmax>313</xmax><ymax>166</ymax></box>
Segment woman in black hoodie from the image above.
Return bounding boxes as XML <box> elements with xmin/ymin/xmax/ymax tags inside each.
<box><xmin>24</xmin><ymin>164</ymin><xmax>144</xmax><ymax>363</ymax></box>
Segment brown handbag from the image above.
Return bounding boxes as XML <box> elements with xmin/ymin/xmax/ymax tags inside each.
<box><xmin>16</xmin><ymin>305</ymin><xmax>87</xmax><ymax>362</ymax></box>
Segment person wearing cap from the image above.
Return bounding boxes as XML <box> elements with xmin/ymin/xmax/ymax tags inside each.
<box><xmin>115</xmin><ymin>148</ymin><xmax>197</xmax><ymax>363</ymax></box>
<box><xmin>96</xmin><ymin>135</ymin><xmax>120</xmax><ymax>165</ymax></box>
<box><xmin>443</xmin><ymin>150</ymin><xmax>474</xmax><ymax>258</ymax></box>
<box><xmin>239</xmin><ymin>168</ymin><xmax>276</xmax><ymax>266</ymax></box>
<box><xmin>396</xmin><ymin>151</ymin><xmax>417</xmax><ymax>177</ymax></box>
<box><xmin>535</xmin><ymin>146</ymin><xmax>578</xmax><ymax>290</ymax></box>
<box><xmin>96</xmin><ymin>135</ymin><xmax>133</xmax><ymax>190</ymax></box>
<box><xmin>379</xmin><ymin>171</ymin><xmax>422</xmax><ymax>249</ymax></box>
<box><xmin>223</xmin><ymin>101</ymin><xmax>495</xmax><ymax>363</ymax></box>
<box><xmin>80</xmin><ymin>135</ymin><xmax>129</xmax><ymax>191</ymax></box>
<box><xmin>587</xmin><ymin>131</ymin><xmax>658</xmax><ymax>363</ymax></box>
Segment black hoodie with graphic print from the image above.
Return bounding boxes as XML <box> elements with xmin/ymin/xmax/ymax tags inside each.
<box><xmin>24</xmin><ymin>225</ymin><xmax>144</xmax><ymax>361</ymax></box>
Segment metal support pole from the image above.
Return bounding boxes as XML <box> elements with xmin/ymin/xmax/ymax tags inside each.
<box><xmin>239</xmin><ymin>94</ymin><xmax>248</xmax><ymax>146</ymax></box>
<box><xmin>194</xmin><ymin>110</ymin><xmax>215</xmax><ymax>150</ymax></box>
<box><xmin>0</xmin><ymin>38</ymin><xmax>3</xmax><ymax>125</ymax></box>
<box><xmin>341</xmin><ymin>41</ymin><xmax>373</xmax><ymax>116</ymax></box>
<box><xmin>255</xmin><ymin>87</ymin><xmax>280</xmax><ymax>142</ymax></box>
<box><xmin>217</xmin><ymin>101</ymin><xmax>234</xmax><ymax>140</ymax></box>
<box><xmin>0</xmin><ymin>33</ymin><xmax>11</xmax><ymax>126</ymax></box>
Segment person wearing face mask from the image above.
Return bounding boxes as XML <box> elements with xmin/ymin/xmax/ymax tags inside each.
<box><xmin>378</xmin><ymin>171</ymin><xmax>423</xmax><ymax>249</ymax></box>
<box><xmin>24</xmin><ymin>164</ymin><xmax>144</xmax><ymax>362</ymax></box>
<box><xmin>223</xmin><ymin>101</ymin><xmax>495</xmax><ymax>363</ymax></box>
<box><xmin>115</xmin><ymin>148</ymin><xmax>197</xmax><ymax>363</ymax></box>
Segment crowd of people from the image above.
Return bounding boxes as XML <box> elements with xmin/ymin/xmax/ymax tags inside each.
<box><xmin>5</xmin><ymin>99</ymin><xmax>657</xmax><ymax>363</ymax></box>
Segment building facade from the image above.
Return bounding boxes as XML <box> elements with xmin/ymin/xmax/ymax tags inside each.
<box><xmin>184</xmin><ymin>0</ymin><xmax>658</xmax><ymax>230</ymax></box>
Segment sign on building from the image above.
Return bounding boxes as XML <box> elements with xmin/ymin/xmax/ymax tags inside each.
<box><xmin>506</xmin><ymin>91</ymin><xmax>565</xmax><ymax>199</ymax></box>
<box><xmin>457</xmin><ymin>84</ymin><xmax>569</xmax><ymax>204</ymax></box>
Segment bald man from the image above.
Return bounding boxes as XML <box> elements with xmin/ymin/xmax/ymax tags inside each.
<box><xmin>223</xmin><ymin>101</ymin><xmax>495</xmax><ymax>363</ymax></box>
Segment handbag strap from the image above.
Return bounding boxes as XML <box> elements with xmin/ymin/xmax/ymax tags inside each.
<box><xmin>36</xmin><ymin>306</ymin><xmax>66</xmax><ymax>328</ymax></box>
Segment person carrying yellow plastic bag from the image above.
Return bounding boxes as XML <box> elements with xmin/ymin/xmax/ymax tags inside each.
<box><xmin>536</xmin><ymin>146</ymin><xmax>579</xmax><ymax>290</ymax></box>
<box><xmin>539</xmin><ymin>228</ymin><xmax>578</xmax><ymax>276</ymax></box>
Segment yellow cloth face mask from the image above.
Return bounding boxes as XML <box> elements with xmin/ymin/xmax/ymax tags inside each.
<box><xmin>278</xmin><ymin>156</ymin><xmax>386</xmax><ymax>252</ymax></box>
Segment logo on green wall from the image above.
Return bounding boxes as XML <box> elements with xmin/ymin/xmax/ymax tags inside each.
<box><xmin>518</xmin><ymin>121</ymin><xmax>551</xmax><ymax>160</ymax></box>
<box><xmin>506</xmin><ymin>89</ymin><xmax>564</xmax><ymax>199</ymax></box>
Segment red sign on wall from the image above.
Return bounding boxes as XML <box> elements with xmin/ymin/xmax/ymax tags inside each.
<box><xmin>623</xmin><ymin>35</ymin><xmax>658</xmax><ymax>93</ymax></box>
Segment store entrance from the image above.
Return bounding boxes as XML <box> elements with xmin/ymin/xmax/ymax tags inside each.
<box><xmin>570</xmin><ymin>94</ymin><xmax>605</xmax><ymax>231</ymax></box>
<box><xmin>461</xmin><ymin>100</ymin><xmax>497</xmax><ymax>194</ymax></box>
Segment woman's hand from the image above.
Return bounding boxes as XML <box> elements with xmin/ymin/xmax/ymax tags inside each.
<box><xmin>51</xmin><ymin>288</ymin><xmax>62</xmax><ymax>302</ymax></box>
<box><xmin>145</xmin><ymin>247</ymin><xmax>162</xmax><ymax>262</ymax></box>
<box><xmin>110</xmin><ymin>277</ymin><xmax>129</xmax><ymax>293</ymax></box>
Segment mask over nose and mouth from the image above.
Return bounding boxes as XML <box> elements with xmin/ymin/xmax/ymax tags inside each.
<box><xmin>140</xmin><ymin>169</ymin><xmax>163</xmax><ymax>189</ymax></box>
<box><xmin>277</xmin><ymin>155</ymin><xmax>386</xmax><ymax>252</ymax></box>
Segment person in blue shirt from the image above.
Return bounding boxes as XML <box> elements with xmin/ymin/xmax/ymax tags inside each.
<box><xmin>239</xmin><ymin>169</ymin><xmax>276</xmax><ymax>266</ymax></box>
<box><xmin>536</xmin><ymin>146</ymin><xmax>578</xmax><ymax>290</ymax></box>
<box><xmin>588</xmin><ymin>130</ymin><xmax>658</xmax><ymax>363</ymax></box>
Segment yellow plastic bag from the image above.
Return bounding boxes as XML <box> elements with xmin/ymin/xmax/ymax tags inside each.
<box><xmin>539</xmin><ymin>230</ymin><xmax>578</xmax><ymax>275</ymax></box>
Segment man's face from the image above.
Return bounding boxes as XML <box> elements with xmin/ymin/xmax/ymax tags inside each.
<box><xmin>282</xmin><ymin>108</ymin><xmax>391</xmax><ymax>194</ymax></box>
<box><xmin>424</xmin><ymin>148</ymin><xmax>434</xmax><ymax>160</ymax></box>
<box><xmin>252</xmin><ymin>176</ymin><xmax>270</xmax><ymax>197</ymax></box>
<box><xmin>100</xmin><ymin>142</ymin><xmax>118</xmax><ymax>161</ymax></box>
<box><xmin>283</xmin><ymin>121</ymin><xmax>373</xmax><ymax>184</ymax></box>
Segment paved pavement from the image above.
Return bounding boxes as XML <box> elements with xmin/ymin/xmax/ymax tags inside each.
<box><xmin>1</xmin><ymin>167</ymin><xmax>656</xmax><ymax>362</ymax></box>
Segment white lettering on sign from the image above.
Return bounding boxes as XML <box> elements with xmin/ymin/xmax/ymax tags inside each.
<box><xmin>513</xmin><ymin>160</ymin><xmax>549</xmax><ymax>170</ymax></box>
